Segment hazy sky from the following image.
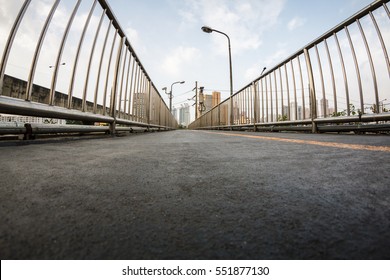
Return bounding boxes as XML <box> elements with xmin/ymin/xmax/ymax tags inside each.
<box><xmin>0</xmin><ymin>0</ymin><xmax>381</xmax><ymax>120</ymax></box>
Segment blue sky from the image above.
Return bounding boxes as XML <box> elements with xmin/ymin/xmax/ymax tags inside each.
<box><xmin>107</xmin><ymin>0</ymin><xmax>375</xmax><ymax>109</ymax></box>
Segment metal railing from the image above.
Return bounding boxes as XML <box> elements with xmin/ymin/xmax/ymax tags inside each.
<box><xmin>0</xmin><ymin>0</ymin><xmax>177</xmax><ymax>137</ymax></box>
<box><xmin>189</xmin><ymin>0</ymin><xmax>390</xmax><ymax>133</ymax></box>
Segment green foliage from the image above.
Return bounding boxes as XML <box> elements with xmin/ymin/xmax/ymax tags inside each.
<box><xmin>277</xmin><ymin>115</ymin><xmax>288</xmax><ymax>121</ymax></box>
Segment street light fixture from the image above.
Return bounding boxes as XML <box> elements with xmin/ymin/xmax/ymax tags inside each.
<box><xmin>162</xmin><ymin>81</ymin><xmax>185</xmax><ymax>112</ymax></box>
<box><xmin>201</xmin><ymin>25</ymin><xmax>234</xmax><ymax>126</ymax></box>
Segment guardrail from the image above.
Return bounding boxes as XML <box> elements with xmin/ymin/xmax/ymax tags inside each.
<box><xmin>189</xmin><ymin>0</ymin><xmax>390</xmax><ymax>133</ymax></box>
<box><xmin>0</xmin><ymin>0</ymin><xmax>177</xmax><ymax>138</ymax></box>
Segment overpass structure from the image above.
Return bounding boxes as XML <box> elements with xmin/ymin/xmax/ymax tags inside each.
<box><xmin>0</xmin><ymin>0</ymin><xmax>390</xmax><ymax>261</ymax></box>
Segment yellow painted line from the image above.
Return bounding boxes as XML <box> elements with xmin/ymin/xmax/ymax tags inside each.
<box><xmin>202</xmin><ymin>131</ymin><xmax>390</xmax><ymax>152</ymax></box>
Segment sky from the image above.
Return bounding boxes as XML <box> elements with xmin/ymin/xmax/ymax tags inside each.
<box><xmin>0</xmin><ymin>0</ymin><xmax>382</xmax><ymax>122</ymax></box>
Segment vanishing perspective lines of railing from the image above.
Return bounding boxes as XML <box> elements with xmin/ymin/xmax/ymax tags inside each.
<box><xmin>0</xmin><ymin>0</ymin><xmax>177</xmax><ymax>137</ymax></box>
<box><xmin>189</xmin><ymin>0</ymin><xmax>390</xmax><ymax>133</ymax></box>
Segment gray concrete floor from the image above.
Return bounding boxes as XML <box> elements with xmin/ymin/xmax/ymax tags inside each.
<box><xmin>0</xmin><ymin>130</ymin><xmax>389</xmax><ymax>259</ymax></box>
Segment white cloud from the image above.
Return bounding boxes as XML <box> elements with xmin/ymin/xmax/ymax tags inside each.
<box><xmin>162</xmin><ymin>46</ymin><xmax>201</xmax><ymax>77</ymax></box>
<box><xmin>179</xmin><ymin>0</ymin><xmax>285</xmax><ymax>55</ymax></box>
<box><xmin>125</xmin><ymin>26</ymin><xmax>140</xmax><ymax>49</ymax></box>
<box><xmin>287</xmin><ymin>16</ymin><xmax>306</xmax><ymax>31</ymax></box>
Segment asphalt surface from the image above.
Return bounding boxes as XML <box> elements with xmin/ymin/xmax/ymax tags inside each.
<box><xmin>1</xmin><ymin>130</ymin><xmax>389</xmax><ymax>259</ymax></box>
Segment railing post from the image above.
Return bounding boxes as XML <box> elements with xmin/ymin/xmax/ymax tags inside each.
<box><xmin>304</xmin><ymin>48</ymin><xmax>317</xmax><ymax>133</ymax></box>
<box><xmin>252</xmin><ymin>81</ymin><xmax>258</xmax><ymax>131</ymax></box>
<box><xmin>110</xmin><ymin>37</ymin><xmax>124</xmax><ymax>135</ymax></box>
<box><xmin>147</xmin><ymin>80</ymin><xmax>151</xmax><ymax>130</ymax></box>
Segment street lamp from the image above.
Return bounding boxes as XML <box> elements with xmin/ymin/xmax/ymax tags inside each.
<box><xmin>162</xmin><ymin>81</ymin><xmax>185</xmax><ymax>112</ymax></box>
<box><xmin>201</xmin><ymin>25</ymin><xmax>234</xmax><ymax>126</ymax></box>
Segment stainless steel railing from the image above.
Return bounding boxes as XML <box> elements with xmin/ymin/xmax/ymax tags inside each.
<box><xmin>189</xmin><ymin>0</ymin><xmax>390</xmax><ymax>132</ymax></box>
<box><xmin>0</xmin><ymin>0</ymin><xmax>177</xmax><ymax>135</ymax></box>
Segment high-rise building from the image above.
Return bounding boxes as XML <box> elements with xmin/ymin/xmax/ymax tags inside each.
<box><xmin>179</xmin><ymin>103</ymin><xmax>190</xmax><ymax>126</ymax></box>
<box><xmin>290</xmin><ymin>102</ymin><xmax>303</xmax><ymax>120</ymax></box>
<box><xmin>320</xmin><ymin>98</ymin><xmax>330</xmax><ymax>117</ymax></box>
<box><xmin>172</xmin><ymin>107</ymin><xmax>177</xmax><ymax>121</ymax></box>
<box><xmin>212</xmin><ymin>91</ymin><xmax>221</xmax><ymax>107</ymax></box>
<box><xmin>204</xmin><ymin>94</ymin><xmax>213</xmax><ymax>112</ymax></box>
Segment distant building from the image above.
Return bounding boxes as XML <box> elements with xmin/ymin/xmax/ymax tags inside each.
<box><xmin>172</xmin><ymin>107</ymin><xmax>178</xmax><ymax>121</ymax></box>
<box><xmin>204</xmin><ymin>94</ymin><xmax>213</xmax><ymax>112</ymax></box>
<box><xmin>179</xmin><ymin>103</ymin><xmax>190</xmax><ymax>126</ymax></box>
<box><xmin>290</xmin><ymin>102</ymin><xmax>303</xmax><ymax>120</ymax></box>
<box><xmin>212</xmin><ymin>91</ymin><xmax>221</xmax><ymax>107</ymax></box>
<box><xmin>320</xmin><ymin>98</ymin><xmax>330</xmax><ymax>117</ymax></box>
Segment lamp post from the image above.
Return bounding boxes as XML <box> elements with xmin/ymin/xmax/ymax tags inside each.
<box><xmin>163</xmin><ymin>81</ymin><xmax>185</xmax><ymax>112</ymax></box>
<box><xmin>201</xmin><ymin>26</ymin><xmax>234</xmax><ymax>126</ymax></box>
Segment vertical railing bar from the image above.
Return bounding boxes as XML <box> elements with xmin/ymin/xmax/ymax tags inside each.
<box><xmin>356</xmin><ymin>18</ymin><xmax>379</xmax><ymax>112</ymax></box>
<box><xmin>0</xmin><ymin>0</ymin><xmax>32</xmax><ymax>96</ymax></box>
<box><xmin>261</xmin><ymin>78</ymin><xmax>264</xmax><ymax>122</ymax></box>
<box><xmin>94</xmin><ymin>20</ymin><xmax>112</xmax><ymax>114</ymax></box>
<box><xmin>147</xmin><ymin>79</ymin><xmax>151</xmax><ymax>126</ymax></box>
<box><xmin>297</xmin><ymin>55</ymin><xmax>305</xmax><ymax>120</ymax></box>
<box><xmin>257</xmin><ymin>82</ymin><xmax>260</xmax><ymax>123</ymax></box>
<box><xmin>247</xmin><ymin>88</ymin><xmax>250</xmax><ymax>124</ymax></box>
<box><xmin>291</xmin><ymin>60</ymin><xmax>298</xmax><ymax>120</ymax></box>
<box><xmin>334</xmin><ymin>32</ymin><xmax>350</xmax><ymax>115</ymax></box>
<box><xmin>241</xmin><ymin>91</ymin><xmax>244</xmax><ymax>124</ymax></box>
<box><xmin>117</xmin><ymin>50</ymin><xmax>128</xmax><ymax>117</ymax></box>
<box><xmin>127</xmin><ymin>58</ymin><xmax>136</xmax><ymax>119</ymax></box>
<box><xmin>369</xmin><ymin>11</ymin><xmax>390</xmax><ymax>79</ymax></box>
<box><xmin>67</xmin><ymin>0</ymin><xmax>98</xmax><ymax>109</ymax></box>
<box><xmin>137</xmin><ymin>72</ymin><xmax>142</xmax><ymax>122</ymax></box>
<box><xmin>303</xmin><ymin>48</ymin><xmax>317</xmax><ymax>132</ymax></box>
<box><xmin>314</xmin><ymin>44</ymin><xmax>327</xmax><ymax>118</ymax></box>
<box><xmin>274</xmin><ymin>71</ymin><xmax>278</xmax><ymax>121</ymax></box>
<box><xmin>383</xmin><ymin>3</ymin><xmax>390</xmax><ymax>19</ymax></box>
<box><xmin>265</xmin><ymin>76</ymin><xmax>268</xmax><ymax>122</ymax></box>
<box><xmin>103</xmin><ymin>30</ymin><xmax>118</xmax><ymax>115</ymax></box>
<box><xmin>253</xmin><ymin>81</ymin><xmax>258</xmax><ymax>126</ymax></box>
<box><xmin>142</xmin><ymin>73</ymin><xmax>147</xmax><ymax>122</ymax></box>
<box><xmin>134</xmin><ymin>65</ymin><xmax>141</xmax><ymax>121</ymax></box>
<box><xmin>269</xmin><ymin>74</ymin><xmax>273</xmax><ymax>122</ymax></box>
<box><xmin>82</xmin><ymin>8</ymin><xmax>106</xmax><ymax>112</ymax></box>
<box><xmin>284</xmin><ymin>64</ymin><xmax>291</xmax><ymax>120</ymax></box>
<box><xmin>50</xmin><ymin>0</ymin><xmax>81</xmax><ymax>106</ymax></box>
<box><xmin>142</xmin><ymin>74</ymin><xmax>147</xmax><ymax>122</ymax></box>
<box><xmin>249</xmin><ymin>86</ymin><xmax>253</xmax><ymax>124</ymax></box>
<box><xmin>279</xmin><ymin>68</ymin><xmax>284</xmax><ymax>118</ymax></box>
<box><xmin>324</xmin><ymin>38</ymin><xmax>337</xmax><ymax>114</ymax></box>
<box><xmin>132</xmin><ymin>64</ymin><xmax>140</xmax><ymax>121</ymax></box>
<box><xmin>110</xmin><ymin>37</ymin><xmax>124</xmax><ymax>134</ymax></box>
<box><xmin>345</xmin><ymin>26</ymin><xmax>364</xmax><ymax>114</ymax></box>
<box><xmin>26</xmin><ymin>0</ymin><xmax>61</xmax><ymax>102</ymax></box>
<box><xmin>123</xmin><ymin>54</ymin><xmax>132</xmax><ymax>119</ymax></box>
<box><xmin>314</xmin><ymin>44</ymin><xmax>327</xmax><ymax>117</ymax></box>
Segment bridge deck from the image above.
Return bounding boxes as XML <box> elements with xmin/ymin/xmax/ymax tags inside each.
<box><xmin>1</xmin><ymin>131</ymin><xmax>389</xmax><ymax>259</ymax></box>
